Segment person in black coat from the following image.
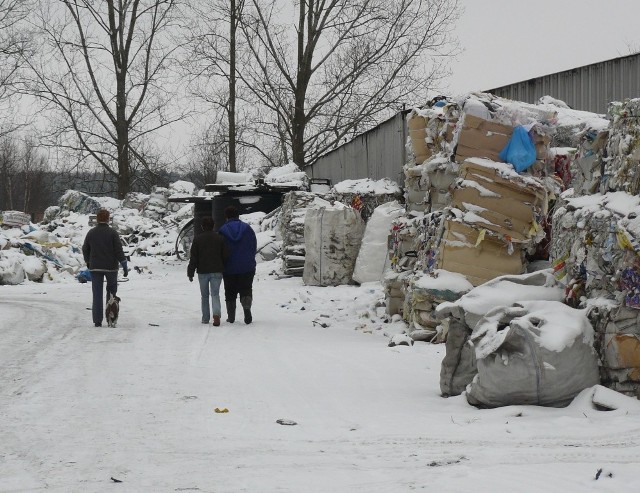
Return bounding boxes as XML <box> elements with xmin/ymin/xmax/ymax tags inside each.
<box><xmin>82</xmin><ymin>209</ymin><xmax>128</xmax><ymax>327</ymax></box>
<box><xmin>187</xmin><ymin>216</ymin><xmax>229</xmax><ymax>326</ymax></box>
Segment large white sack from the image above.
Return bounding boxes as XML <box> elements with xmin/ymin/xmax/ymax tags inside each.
<box><xmin>303</xmin><ymin>204</ymin><xmax>365</xmax><ymax>286</ymax></box>
<box><xmin>352</xmin><ymin>201</ymin><xmax>404</xmax><ymax>284</ymax></box>
<box><xmin>466</xmin><ymin>300</ymin><xmax>600</xmax><ymax>408</ymax></box>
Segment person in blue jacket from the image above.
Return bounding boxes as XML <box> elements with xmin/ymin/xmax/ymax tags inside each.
<box><xmin>82</xmin><ymin>208</ymin><xmax>128</xmax><ymax>327</ymax></box>
<box><xmin>218</xmin><ymin>206</ymin><xmax>257</xmax><ymax>324</ymax></box>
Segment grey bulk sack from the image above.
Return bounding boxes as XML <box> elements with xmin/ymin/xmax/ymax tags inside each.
<box><xmin>466</xmin><ymin>300</ymin><xmax>600</xmax><ymax>408</ymax></box>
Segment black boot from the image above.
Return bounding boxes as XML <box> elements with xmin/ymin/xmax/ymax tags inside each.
<box><xmin>240</xmin><ymin>295</ymin><xmax>252</xmax><ymax>324</ymax></box>
<box><xmin>226</xmin><ymin>300</ymin><xmax>236</xmax><ymax>323</ymax></box>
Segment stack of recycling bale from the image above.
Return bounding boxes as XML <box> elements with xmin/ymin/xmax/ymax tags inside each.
<box><xmin>551</xmin><ymin>190</ymin><xmax>640</xmax><ymax>398</ymax></box>
<box><xmin>384</xmin><ymin>213</ymin><xmax>428</xmax><ymax>316</ymax></box>
<box><xmin>385</xmin><ymin>210</ymin><xmax>445</xmax><ymax>322</ymax></box>
<box><xmin>427</xmin><ymin>92</ymin><xmax>556</xmax><ymax>287</ymax></box>
<box><xmin>438</xmin><ymin>158</ymin><xmax>548</xmax><ymax>286</ymax></box>
<box><xmin>279</xmin><ymin>191</ymin><xmax>333</xmax><ymax>276</ymax></box>
<box><xmin>601</xmin><ymin>99</ymin><xmax>640</xmax><ymax>195</ymax></box>
<box><xmin>405</xmin><ymin>102</ymin><xmax>460</xmax><ymax>212</ymax></box>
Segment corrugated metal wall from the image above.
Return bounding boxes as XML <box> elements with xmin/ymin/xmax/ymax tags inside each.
<box><xmin>488</xmin><ymin>53</ymin><xmax>640</xmax><ymax>114</ymax></box>
<box><xmin>305</xmin><ymin>111</ymin><xmax>407</xmax><ymax>186</ymax></box>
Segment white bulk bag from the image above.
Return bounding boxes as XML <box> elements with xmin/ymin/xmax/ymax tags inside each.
<box><xmin>352</xmin><ymin>201</ymin><xmax>404</xmax><ymax>284</ymax></box>
<box><xmin>303</xmin><ymin>204</ymin><xmax>365</xmax><ymax>286</ymax></box>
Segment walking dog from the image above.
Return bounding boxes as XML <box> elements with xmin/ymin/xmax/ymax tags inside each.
<box><xmin>105</xmin><ymin>294</ymin><xmax>121</xmax><ymax>328</ymax></box>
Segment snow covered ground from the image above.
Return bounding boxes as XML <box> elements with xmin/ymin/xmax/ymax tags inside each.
<box><xmin>2</xmin><ymin>256</ymin><xmax>640</xmax><ymax>492</ymax></box>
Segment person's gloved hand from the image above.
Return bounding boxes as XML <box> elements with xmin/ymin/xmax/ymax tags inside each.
<box><xmin>121</xmin><ymin>261</ymin><xmax>129</xmax><ymax>277</ymax></box>
<box><xmin>188</xmin><ymin>276</ymin><xmax>193</xmax><ymax>282</ymax></box>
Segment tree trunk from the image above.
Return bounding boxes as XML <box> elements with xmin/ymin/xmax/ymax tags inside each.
<box><xmin>228</xmin><ymin>0</ymin><xmax>237</xmax><ymax>172</ymax></box>
<box><xmin>291</xmin><ymin>0</ymin><xmax>308</xmax><ymax>170</ymax></box>
<box><xmin>116</xmin><ymin>89</ymin><xmax>130</xmax><ymax>199</ymax></box>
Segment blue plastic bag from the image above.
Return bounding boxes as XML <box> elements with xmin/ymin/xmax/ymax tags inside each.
<box><xmin>499</xmin><ymin>126</ymin><xmax>536</xmax><ymax>172</ymax></box>
<box><xmin>77</xmin><ymin>269</ymin><xmax>92</xmax><ymax>283</ymax></box>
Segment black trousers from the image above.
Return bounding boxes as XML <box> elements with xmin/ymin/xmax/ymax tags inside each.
<box><xmin>223</xmin><ymin>270</ymin><xmax>255</xmax><ymax>302</ymax></box>
<box><xmin>91</xmin><ymin>271</ymin><xmax>118</xmax><ymax>325</ymax></box>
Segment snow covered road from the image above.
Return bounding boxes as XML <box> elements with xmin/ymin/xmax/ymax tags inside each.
<box><xmin>2</xmin><ymin>258</ymin><xmax>640</xmax><ymax>492</ymax></box>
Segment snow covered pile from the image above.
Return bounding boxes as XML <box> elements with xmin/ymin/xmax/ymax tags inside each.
<box><xmin>0</xmin><ymin>184</ymin><xmax>198</xmax><ymax>285</ymax></box>
<box><xmin>264</xmin><ymin>162</ymin><xmax>309</xmax><ymax>189</ymax></box>
<box><xmin>0</xmin><ymin>221</ymin><xmax>85</xmax><ymax>285</ymax></box>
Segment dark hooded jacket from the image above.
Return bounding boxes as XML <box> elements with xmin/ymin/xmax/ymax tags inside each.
<box><xmin>218</xmin><ymin>218</ymin><xmax>257</xmax><ymax>275</ymax></box>
<box><xmin>82</xmin><ymin>223</ymin><xmax>126</xmax><ymax>271</ymax></box>
<box><xmin>187</xmin><ymin>230</ymin><xmax>228</xmax><ymax>277</ymax></box>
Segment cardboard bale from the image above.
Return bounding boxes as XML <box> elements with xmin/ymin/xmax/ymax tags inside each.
<box><xmin>452</xmin><ymin>158</ymin><xmax>547</xmax><ymax>241</ymax></box>
<box><xmin>603</xmin><ymin>333</ymin><xmax>640</xmax><ymax>369</ymax></box>
<box><xmin>454</xmin><ymin>114</ymin><xmax>550</xmax><ymax>165</ymax></box>
<box><xmin>407</xmin><ymin>107</ymin><xmax>459</xmax><ymax>165</ymax></box>
<box><xmin>437</xmin><ymin>220</ymin><xmax>524</xmax><ymax>286</ymax></box>
<box><xmin>408</xmin><ymin>114</ymin><xmax>432</xmax><ymax>164</ymax></box>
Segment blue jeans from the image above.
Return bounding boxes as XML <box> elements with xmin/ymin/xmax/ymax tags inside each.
<box><xmin>198</xmin><ymin>273</ymin><xmax>223</xmax><ymax>322</ymax></box>
<box><xmin>91</xmin><ymin>271</ymin><xmax>118</xmax><ymax>325</ymax></box>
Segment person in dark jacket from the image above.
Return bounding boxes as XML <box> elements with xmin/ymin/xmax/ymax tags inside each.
<box><xmin>187</xmin><ymin>216</ymin><xmax>229</xmax><ymax>326</ymax></box>
<box><xmin>218</xmin><ymin>206</ymin><xmax>257</xmax><ymax>324</ymax></box>
<box><xmin>82</xmin><ymin>209</ymin><xmax>128</xmax><ymax>327</ymax></box>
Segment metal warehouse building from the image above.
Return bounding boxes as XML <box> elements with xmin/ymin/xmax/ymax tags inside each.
<box><xmin>307</xmin><ymin>53</ymin><xmax>640</xmax><ymax>186</ymax></box>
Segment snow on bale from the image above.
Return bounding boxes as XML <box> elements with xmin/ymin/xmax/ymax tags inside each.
<box><xmin>303</xmin><ymin>202</ymin><xmax>365</xmax><ymax>286</ymax></box>
<box><xmin>435</xmin><ymin>270</ymin><xmax>564</xmax><ymax>397</ymax></box>
<box><xmin>332</xmin><ymin>178</ymin><xmax>402</xmax><ymax>221</ymax></box>
<box><xmin>57</xmin><ymin>190</ymin><xmax>102</xmax><ymax>215</ymax></box>
<box><xmin>353</xmin><ymin>200</ymin><xmax>404</xmax><ymax>284</ymax></box>
<box><xmin>264</xmin><ymin>162</ymin><xmax>309</xmax><ymax>189</ymax></box>
<box><xmin>466</xmin><ymin>300</ymin><xmax>599</xmax><ymax>408</ymax></box>
<box><xmin>142</xmin><ymin>187</ymin><xmax>170</xmax><ymax>221</ymax></box>
<box><xmin>1</xmin><ymin>210</ymin><xmax>31</xmax><ymax>228</ymax></box>
<box><xmin>122</xmin><ymin>192</ymin><xmax>149</xmax><ymax>211</ymax></box>
<box><xmin>408</xmin><ymin>270</ymin><xmax>473</xmax><ymax>343</ymax></box>
<box><xmin>551</xmin><ymin>189</ymin><xmax>640</xmax><ymax>397</ymax></box>
<box><xmin>406</xmin><ymin>100</ymin><xmax>459</xmax><ymax>166</ymax></box>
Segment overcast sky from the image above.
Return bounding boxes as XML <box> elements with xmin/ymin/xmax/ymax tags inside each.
<box><xmin>445</xmin><ymin>0</ymin><xmax>640</xmax><ymax>96</ymax></box>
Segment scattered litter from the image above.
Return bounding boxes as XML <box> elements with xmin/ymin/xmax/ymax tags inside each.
<box><xmin>148</xmin><ymin>323</ymin><xmax>159</xmax><ymax>327</ymax></box>
<box><xmin>276</xmin><ymin>419</ymin><xmax>297</xmax><ymax>426</ymax></box>
<box><xmin>214</xmin><ymin>407</ymin><xmax>229</xmax><ymax>413</ymax></box>
<box><xmin>110</xmin><ymin>476</ymin><xmax>123</xmax><ymax>483</ymax></box>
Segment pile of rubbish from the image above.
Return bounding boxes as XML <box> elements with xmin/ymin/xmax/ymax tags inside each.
<box><xmin>0</xmin><ymin>184</ymin><xmax>195</xmax><ymax>285</ymax></box>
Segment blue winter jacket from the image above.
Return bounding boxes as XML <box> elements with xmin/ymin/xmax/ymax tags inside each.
<box><xmin>218</xmin><ymin>218</ymin><xmax>257</xmax><ymax>275</ymax></box>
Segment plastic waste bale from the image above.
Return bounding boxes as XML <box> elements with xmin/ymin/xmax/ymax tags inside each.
<box><xmin>302</xmin><ymin>204</ymin><xmax>365</xmax><ymax>286</ymax></box>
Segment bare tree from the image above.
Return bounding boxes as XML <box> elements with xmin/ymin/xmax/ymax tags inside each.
<box><xmin>25</xmin><ymin>0</ymin><xmax>184</xmax><ymax>198</ymax></box>
<box><xmin>240</xmin><ymin>0</ymin><xmax>460</xmax><ymax>169</ymax></box>
<box><xmin>0</xmin><ymin>0</ymin><xmax>32</xmax><ymax>138</ymax></box>
<box><xmin>0</xmin><ymin>136</ymin><xmax>19</xmax><ymax>208</ymax></box>
<box><xmin>186</xmin><ymin>0</ymin><xmax>248</xmax><ymax>172</ymax></box>
<box><xmin>0</xmin><ymin>133</ymin><xmax>51</xmax><ymax>215</ymax></box>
